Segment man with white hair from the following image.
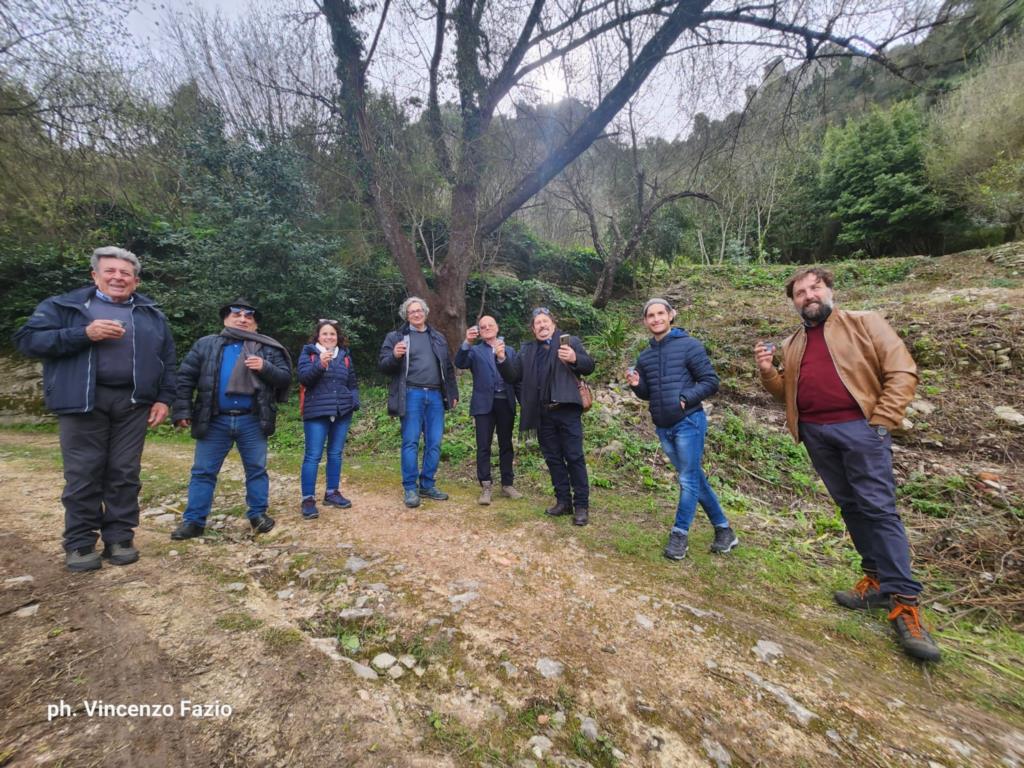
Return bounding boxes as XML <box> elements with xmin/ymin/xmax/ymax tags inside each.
<box><xmin>14</xmin><ymin>246</ymin><xmax>176</xmax><ymax>571</ymax></box>
<box><xmin>379</xmin><ymin>297</ymin><xmax>459</xmax><ymax>508</ymax></box>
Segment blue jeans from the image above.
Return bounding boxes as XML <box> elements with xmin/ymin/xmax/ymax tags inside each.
<box><xmin>656</xmin><ymin>410</ymin><xmax>728</xmax><ymax>533</ymax></box>
<box><xmin>301</xmin><ymin>415</ymin><xmax>352</xmax><ymax>497</ymax></box>
<box><xmin>183</xmin><ymin>414</ymin><xmax>268</xmax><ymax>525</ymax></box>
<box><xmin>401</xmin><ymin>387</ymin><xmax>444</xmax><ymax>491</ymax></box>
<box><xmin>799</xmin><ymin>419</ymin><xmax>921</xmax><ymax>596</ymax></box>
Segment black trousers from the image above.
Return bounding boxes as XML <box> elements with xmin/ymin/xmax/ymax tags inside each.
<box><xmin>538</xmin><ymin>404</ymin><xmax>589</xmax><ymax>508</ymax></box>
<box><xmin>58</xmin><ymin>385</ymin><xmax>150</xmax><ymax>551</ymax></box>
<box><xmin>474</xmin><ymin>396</ymin><xmax>515</xmax><ymax>485</ymax></box>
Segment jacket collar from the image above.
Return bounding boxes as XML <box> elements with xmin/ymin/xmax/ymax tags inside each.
<box><xmin>54</xmin><ymin>285</ymin><xmax>158</xmax><ymax>309</ymax></box>
<box><xmin>649</xmin><ymin>327</ymin><xmax>687</xmax><ymax>347</ymax></box>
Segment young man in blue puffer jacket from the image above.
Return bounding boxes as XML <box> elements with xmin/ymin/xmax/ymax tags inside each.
<box><xmin>627</xmin><ymin>298</ymin><xmax>738</xmax><ymax>560</ymax></box>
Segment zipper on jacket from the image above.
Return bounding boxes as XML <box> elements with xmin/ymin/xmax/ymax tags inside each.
<box><xmin>129</xmin><ymin>304</ymin><xmax>138</xmax><ymax>404</ymax></box>
<box><xmin>81</xmin><ymin>299</ymin><xmax>94</xmax><ymax>413</ymax></box>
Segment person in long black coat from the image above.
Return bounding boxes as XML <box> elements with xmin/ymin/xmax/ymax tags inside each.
<box><xmin>496</xmin><ymin>308</ymin><xmax>594</xmax><ymax>526</ymax></box>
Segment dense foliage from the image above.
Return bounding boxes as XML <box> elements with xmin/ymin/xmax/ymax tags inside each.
<box><xmin>1</xmin><ymin>0</ymin><xmax>1022</xmax><ymax>365</ymax></box>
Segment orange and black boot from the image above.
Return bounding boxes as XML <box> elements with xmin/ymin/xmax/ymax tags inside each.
<box><xmin>888</xmin><ymin>595</ymin><xmax>941</xmax><ymax>662</ymax></box>
<box><xmin>834</xmin><ymin>572</ymin><xmax>887</xmax><ymax>611</ymax></box>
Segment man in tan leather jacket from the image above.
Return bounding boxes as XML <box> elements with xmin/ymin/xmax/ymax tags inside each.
<box><xmin>755</xmin><ymin>267</ymin><xmax>939</xmax><ymax>663</ymax></box>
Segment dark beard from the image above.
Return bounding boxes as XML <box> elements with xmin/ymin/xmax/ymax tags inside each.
<box><xmin>800</xmin><ymin>300</ymin><xmax>833</xmax><ymax>325</ymax></box>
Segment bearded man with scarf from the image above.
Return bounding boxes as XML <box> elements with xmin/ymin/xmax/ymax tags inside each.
<box><xmin>171</xmin><ymin>298</ymin><xmax>292</xmax><ymax>539</ymax></box>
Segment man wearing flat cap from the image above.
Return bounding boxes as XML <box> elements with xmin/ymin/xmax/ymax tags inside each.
<box><xmin>171</xmin><ymin>299</ymin><xmax>291</xmax><ymax>539</ymax></box>
<box><xmin>14</xmin><ymin>246</ymin><xmax>176</xmax><ymax>571</ymax></box>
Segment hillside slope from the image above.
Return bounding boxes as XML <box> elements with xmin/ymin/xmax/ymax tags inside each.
<box><xmin>0</xmin><ymin>246</ymin><xmax>1021</xmax><ymax>767</ymax></box>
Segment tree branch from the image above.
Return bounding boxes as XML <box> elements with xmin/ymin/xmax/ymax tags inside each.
<box><xmin>480</xmin><ymin>0</ymin><xmax>713</xmax><ymax>236</ymax></box>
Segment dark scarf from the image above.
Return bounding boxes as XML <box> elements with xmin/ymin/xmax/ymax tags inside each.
<box><xmin>220</xmin><ymin>327</ymin><xmax>292</xmax><ymax>403</ymax></box>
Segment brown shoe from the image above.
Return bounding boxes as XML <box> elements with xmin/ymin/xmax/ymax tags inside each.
<box><xmin>501</xmin><ymin>485</ymin><xmax>523</xmax><ymax>499</ymax></box>
<box><xmin>478</xmin><ymin>481</ymin><xmax>492</xmax><ymax>506</ymax></box>
<box><xmin>572</xmin><ymin>507</ymin><xmax>589</xmax><ymax>526</ymax></box>
<box><xmin>834</xmin><ymin>574</ymin><xmax>886</xmax><ymax>611</ymax></box>
<box><xmin>545</xmin><ymin>501</ymin><xmax>570</xmax><ymax>517</ymax></box>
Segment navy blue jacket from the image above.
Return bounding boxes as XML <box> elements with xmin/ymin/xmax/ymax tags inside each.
<box><xmin>454</xmin><ymin>341</ymin><xmax>519</xmax><ymax>417</ymax></box>
<box><xmin>498</xmin><ymin>330</ymin><xmax>594</xmax><ymax>432</ymax></box>
<box><xmin>297</xmin><ymin>344</ymin><xmax>360</xmax><ymax>420</ymax></box>
<box><xmin>173</xmin><ymin>334</ymin><xmax>291</xmax><ymax>439</ymax></box>
<box><xmin>13</xmin><ymin>285</ymin><xmax>176</xmax><ymax>414</ymax></box>
<box><xmin>378</xmin><ymin>324</ymin><xmax>459</xmax><ymax>417</ymax></box>
<box><xmin>631</xmin><ymin>328</ymin><xmax>719</xmax><ymax>428</ymax></box>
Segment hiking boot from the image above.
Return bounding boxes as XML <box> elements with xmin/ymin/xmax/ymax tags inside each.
<box><xmin>102</xmin><ymin>539</ymin><xmax>139</xmax><ymax>566</ymax></box>
<box><xmin>170</xmin><ymin>522</ymin><xmax>205</xmax><ymax>541</ymax></box>
<box><xmin>889</xmin><ymin>597</ymin><xmax>941</xmax><ymax>662</ymax></box>
<box><xmin>403</xmin><ymin>489</ymin><xmax>421</xmax><ymax>508</ymax></box>
<box><xmin>545</xmin><ymin>501</ymin><xmax>571</xmax><ymax>517</ymax></box>
<box><xmin>572</xmin><ymin>507</ymin><xmax>589</xmax><ymax>526</ymax></box>
<box><xmin>710</xmin><ymin>526</ymin><xmax>739</xmax><ymax>554</ymax></box>
<box><xmin>250</xmin><ymin>514</ymin><xmax>276</xmax><ymax>534</ymax></box>
<box><xmin>664</xmin><ymin>530</ymin><xmax>689</xmax><ymax>561</ymax></box>
<box><xmin>323</xmin><ymin>490</ymin><xmax>352</xmax><ymax>509</ymax></box>
<box><xmin>501</xmin><ymin>485</ymin><xmax>523</xmax><ymax>499</ymax></box>
<box><xmin>478</xmin><ymin>481</ymin><xmax>492</xmax><ymax>506</ymax></box>
<box><xmin>65</xmin><ymin>546</ymin><xmax>101</xmax><ymax>572</ymax></box>
<box><xmin>834</xmin><ymin>574</ymin><xmax>887</xmax><ymax>611</ymax></box>
<box><xmin>419</xmin><ymin>486</ymin><xmax>449</xmax><ymax>501</ymax></box>
<box><xmin>301</xmin><ymin>498</ymin><xmax>319</xmax><ymax>520</ymax></box>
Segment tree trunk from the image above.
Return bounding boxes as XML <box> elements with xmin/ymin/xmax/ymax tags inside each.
<box><xmin>592</xmin><ymin>255</ymin><xmax>621</xmax><ymax>309</ymax></box>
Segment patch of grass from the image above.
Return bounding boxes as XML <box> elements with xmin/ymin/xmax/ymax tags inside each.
<box><xmin>215</xmin><ymin>612</ymin><xmax>263</xmax><ymax>632</ymax></box>
<box><xmin>193</xmin><ymin>560</ymin><xmax>246</xmax><ymax>585</ymax></box>
<box><xmin>898</xmin><ymin>472</ymin><xmax>971</xmax><ymax>518</ymax></box>
<box><xmin>605</xmin><ymin>521</ymin><xmax>664</xmax><ymax>560</ymax></box>
<box><xmin>426</xmin><ymin>711</ymin><xmax>504</xmax><ymax>764</ymax></box>
<box><xmin>0</xmin><ymin>441</ymin><xmax>63</xmax><ymax>469</ymax></box>
<box><xmin>570</xmin><ymin>728</ymin><xmax>620</xmax><ymax>768</ymax></box>
<box><xmin>830</xmin><ymin>616</ymin><xmax>870</xmax><ymax>642</ymax></box>
<box><xmin>261</xmin><ymin>626</ymin><xmax>304</xmax><ymax>653</ymax></box>
<box><xmin>935</xmin><ymin>621</ymin><xmax>1024</xmax><ymax>714</ymax></box>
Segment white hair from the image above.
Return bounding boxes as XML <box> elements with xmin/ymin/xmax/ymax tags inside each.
<box><xmin>399</xmin><ymin>296</ymin><xmax>429</xmax><ymax>321</ymax></box>
<box><xmin>91</xmin><ymin>246</ymin><xmax>141</xmax><ymax>276</ymax></box>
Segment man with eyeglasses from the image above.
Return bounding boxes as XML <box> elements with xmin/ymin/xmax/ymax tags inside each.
<box><xmin>379</xmin><ymin>297</ymin><xmax>459</xmax><ymax>508</ymax></box>
<box><xmin>171</xmin><ymin>298</ymin><xmax>292</xmax><ymax>539</ymax></box>
<box><xmin>15</xmin><ymin>246</ymin><xmax>177</xmax><ymax>571</ymax></box>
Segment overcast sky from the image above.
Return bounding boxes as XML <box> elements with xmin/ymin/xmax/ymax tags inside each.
<box><xmin>126</xmin><ymin>0</ymin><xmax>246</xmax><ymax>43</ymax></box>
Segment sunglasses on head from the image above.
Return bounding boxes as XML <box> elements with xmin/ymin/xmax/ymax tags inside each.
<box><xmin>318</xmin><ymin>318</ymin><xmax>339</xmax><ymax>324</ymax></box>
<box><xmin>230</xmin><ymin>307</ymin><xmax>255</xmax><ymax>317</ymax></box>
<box><xmin>531</xmin><ymin>307</ymin><xmax>552</xmax><ymax>318</ymax></box>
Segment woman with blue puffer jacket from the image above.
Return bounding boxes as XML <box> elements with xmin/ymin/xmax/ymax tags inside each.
<box><xmin>297</xmin><ymin>319</ymin><xmax>360</xmax><ymax>519</ymax></box>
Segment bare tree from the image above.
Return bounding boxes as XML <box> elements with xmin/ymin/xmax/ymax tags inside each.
<box><xmin>1</xmin><ymin>0</ymin><xmax>138</xmax><ymax>138</ymax></box>
<box><xmin>319</xmin><ymin>0</ymin><xmax>941</xmax><ymax>343</ymax></box>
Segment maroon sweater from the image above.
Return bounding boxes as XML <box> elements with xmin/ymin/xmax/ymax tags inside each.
<box><xmin>796</xmin><ymin>323</ymin><xmax>864</xmax><ymax>424</ymax></box>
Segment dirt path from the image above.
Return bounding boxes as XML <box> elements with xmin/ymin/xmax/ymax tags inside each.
<box><xmin>1</xmin><ymin>431</ymin><xmax>1022</xmax><ymax>768</ymax></box>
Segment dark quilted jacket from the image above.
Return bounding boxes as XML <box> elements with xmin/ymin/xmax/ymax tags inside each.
<box><xmin>631</xmin><ymin>328</ymin><xmax>719</xmax><ymax>427</ymax></box>
<box><xmin>297</xmin><ymin>344</ymin><xmax>360</xmax><ymax>420</ymax></box>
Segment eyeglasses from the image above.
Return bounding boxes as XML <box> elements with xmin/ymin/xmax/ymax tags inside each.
<box><xmin>318</xmin><ymin>318</ymin><xmax>339</xmax><ymax>324</ymax></box>
<box><xmin>531</xmin><ymin>307</ymin><xmax>552</xmax><ymax>318</ymax></box>
<box><xmin>230</xmin><ymin>307</ymin><xmax>255</xmax><ymax>317</ymax></box>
